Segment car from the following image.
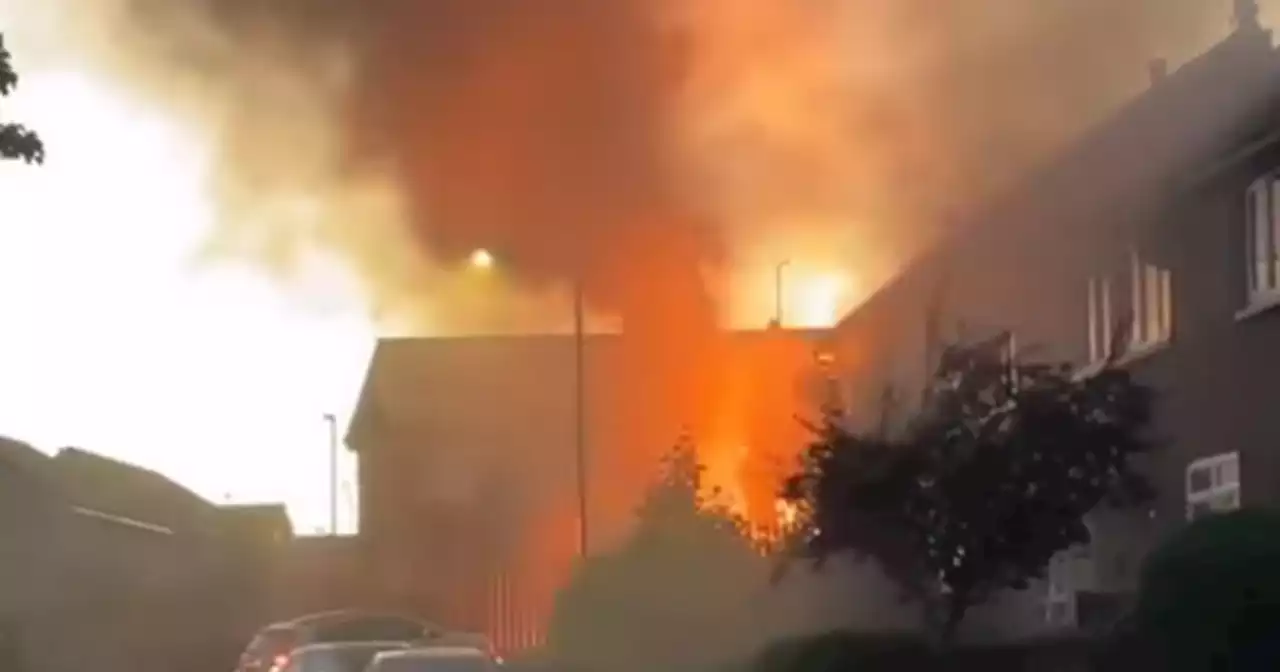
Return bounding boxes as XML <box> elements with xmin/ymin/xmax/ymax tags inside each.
<box><xmin>276</xmin><ymin>642</ymin><xmax>410</xmax><ymax>672</ymax></box>
<box><xmin>236</xmin><ymin>611</ymin><xmax>442</xmax><ymax>672</ymax></box>
<box><xmin>364</xmin><ymin>647</ymin><xmax>500</xmax><ymax>672</ymax></box>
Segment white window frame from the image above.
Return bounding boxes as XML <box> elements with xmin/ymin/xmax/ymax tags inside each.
<box><xmin>1245</xmin><ymin>176</ymin><xmax>1280</xmax><ymax>308</ymax></box>
<box><xmin>1129</xmin><ymin>250</ymin><xmax>1172</xmax><ymax>350</ymax></box>
<box><xmin>1087</xmin><ymin>275</ymin><xmax>1114</xmax><ymax>362</ymax></box>
<box><xmin>1043</xmin><ymin>520</ymin><xmax>1094</xmax><ymax>625</ymax></box>
<box><xmin>1186</xmin><ymin>451</ymin><xmax>1241</xmax><ymax>521</ymax></box>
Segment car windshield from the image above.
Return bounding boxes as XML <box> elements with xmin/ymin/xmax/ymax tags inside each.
<box><xmin>293</xmin><ymin>644</ymin><xmax>408</xmax><ymax>672</ymax></box>
<box><xmin>371</xmin><ymin>654</ymin><xmax>494</xmax><ymax>672</ymax></box>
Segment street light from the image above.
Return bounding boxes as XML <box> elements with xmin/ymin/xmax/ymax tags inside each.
<box><xmin>772</xmin><ymin>260</ymin><xmax>791</xmax><ymax>329</ymax></box>
<box><xmin>467</xmin><ymin>249</ymin><xmax>590</xmax><ymax>557</ymax></box>
<box><xmin>470</xmin><ymin>248</ymin><xmax>495</xmax><ymax>270</ymax></box>
<box><xmin>323</xmin><ymin>413</ymin><xmax>339</xmax><ymax>535</ymax></box>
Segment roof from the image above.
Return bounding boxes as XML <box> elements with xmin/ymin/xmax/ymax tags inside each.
<box><xmin>220</xmin><ymin>503</ymin><xmax>294</xmax><ymax>541</ymax></box>
<box><xmin>347</xmin><ymin>328</ymin><xmax>830</xmax><ymax>453</ymax></box>
<box><xmin>50</xmin><ymin>447</ymin><xmax>216</xmax><ymax>532</ymax></box>
<box><xmin>0</xmin><ymin>436</ymin><xmax>53</xmax><ymax>483</ymax></box>
<box><xmin>836</xmin><ymin>24</ymin><xmax>1280</xmax><ymax>334</ymax></box>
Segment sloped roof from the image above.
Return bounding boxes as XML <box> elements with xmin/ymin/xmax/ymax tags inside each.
<box><xmin>220</xmin><ymin>502</ymin><xmax>294</xmax><ymax>542</ymax></box>
<box><xmin>346</xmin><ymin>328</ymin><xmax>830</xmax><ymax>452</ymax></box>
<box><xmin>0</xmin><ymin>436</ymin><xmax>53</xmax><ymax>481</ymax></box>
<box><xmin>836</xmin><ymin>24</ymin><xmax>1280</xmax><ymax>334</ymax></box>
<box><xmin>51</xmin><ymin>447</ymin><xmax>217</xmax><ymax>532</ymax></box>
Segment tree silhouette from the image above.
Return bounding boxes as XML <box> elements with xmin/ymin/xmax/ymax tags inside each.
<box><xmin>0</xmin><ymin>34</ymin><xmax>43</xmax><ymax>164</ymax></box>
<box><xmin>781</xmin><ymin>332</ymin><xmax>1157</xmax><ymax>644</ymax></box>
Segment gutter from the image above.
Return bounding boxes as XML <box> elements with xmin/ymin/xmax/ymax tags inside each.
<box><xmin>70</xmin><ymin>505</ymin><xmax>174</xmax><ymax>535</ymax></box>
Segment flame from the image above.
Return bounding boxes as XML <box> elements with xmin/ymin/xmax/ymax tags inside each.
<box><xmin>788</xmin><ymin>270</ymin><xmax>856</xmax><ymax>328</ymax></box>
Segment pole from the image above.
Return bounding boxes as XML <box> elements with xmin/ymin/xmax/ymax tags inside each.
<box><xmin>324</xmin><ymin>413</ymin><xmax>339</xmax><ymax>535</ymax></box>
<box><xmin>775</xmin><ymin>260</ymin><xmax>791</xmax><ymax>327</ymax></box>
<box><xmin>573</xmin><ymin>277</ymin><xmax>588</xmax><ymax>557</ymax></box>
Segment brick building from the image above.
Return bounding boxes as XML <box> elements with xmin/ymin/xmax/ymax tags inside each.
<box><xmin>823</xmin><ymin>2</ymin><xmax>1280</xmax><ymax>640</ymax></box>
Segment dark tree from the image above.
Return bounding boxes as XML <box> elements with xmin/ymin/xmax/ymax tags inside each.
<box><xmin>0</xmin><ymin>34</ymin><xmax>43</xmax><ymax>164</ymax></box>
<box><xmin>781</xmin><ymin>332</ymin><xmax>1157</xmax><ymax>643</ymax></box>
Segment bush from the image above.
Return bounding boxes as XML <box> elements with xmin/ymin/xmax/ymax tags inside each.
<box><xmin>751</xmin><ymin>631</ymin><xmax>930</xmax><ymax>672</ymax></box>
<box><xmin>751</xmin><ymin>631</ymin><xmax>1101</xmax><ymax>672</ymax></box>
<box><xmin>1131</xmin><ymin>508</ymin><xmax>1280</xmax><ymax>670</ymax></box>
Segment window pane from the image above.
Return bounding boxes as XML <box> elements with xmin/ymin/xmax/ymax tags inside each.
<box><xmin>1259</xmin><ymin>181</ymin><xmax>1273</xmax><ymax>291</ymax></box>
<box><xmin>1271</xmin><ymin>179</ymin><xmax>1280</xmax><ymax>290</ymax></box>
<box><xmin>1160</xmin><ymin>270</ymin><xmax>1172</xmax><ymax>338</ymax></box>
<box><xmin>1088</xmin><ymin>278</ymin><xmax>1098</xmax><ymax>361</ymax></box>
<box><xmin>1212</xmin><ymin>488</ymin><xmax>1241</xmax><ymax>512</ymax></box>
<box><xmin>1145</xmin><ymin>264</ymin><xmax>1161</xmax><ymax>340</ymax></box>
<box><xmin>1218</xmin><ymin>456</ymin><xmax>1240</xmax><ymax>486</ymax></box>
<box><xmin>1187</xmin><ymin>466</ymin><xmax>1213</xmax><ymax>493</ymax></box>
<box><xmin>1188</xmin><ymin>500</ymin><xmax>1215</xmax><ymax>520</ymax></box>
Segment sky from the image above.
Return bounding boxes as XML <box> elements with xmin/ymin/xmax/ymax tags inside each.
<box><xmin>0</xmin><ymin>35</ymin><xmax>370</xmax><ymax>533</ymax></box>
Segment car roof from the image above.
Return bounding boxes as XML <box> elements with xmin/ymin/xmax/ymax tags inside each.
<box><xmin>376</xmin><ymin>648</ymin><xmax>488</xmax><ymax>660</ymax></box>
<box><xmin>294</xmin><ymin>642</ymin><xmax>410</xmax><ymax>654</ymax></box>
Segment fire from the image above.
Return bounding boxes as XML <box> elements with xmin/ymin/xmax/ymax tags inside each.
<box><xmin>788</xmin><ymin>270</ymin><xmax>855</xmax><ymax>328</ymax></box>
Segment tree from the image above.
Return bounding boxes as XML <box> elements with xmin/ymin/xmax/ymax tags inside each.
<box><xmin>545</xmin><ymin>436</ymin><xmax>770</xmax><ymax>672</ymax></box>
<box><xmin>781</xmin><ymin>332</ymin><xmax>1157</xmax><ymax>644</ymax></box>
<box><xmin>0</xmin><ymin>34</ymin><xmax>43</xmax><ymax>164</ymax></box>
<box><xmin>1130</xmin><ymin>508</ymin><xmax>1280</xmax><ymax>671</ymax></box>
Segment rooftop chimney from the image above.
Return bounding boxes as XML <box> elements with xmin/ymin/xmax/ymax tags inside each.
<box><xmin>1235</xmin><ymin>0</ymin><xmax>1261</xmax><ymax>31</ymax></box>
<box><xmin>1148</xmin><ymin>58</ymin><xmax>1168</xmax><ymax>85</ymax></box>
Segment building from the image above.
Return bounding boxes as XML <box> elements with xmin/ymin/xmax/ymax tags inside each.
<box><xmin>346</xmin><ymin>328</ymin><xmax>830</xmax><ymax>652</ymax></box>
<box><xmin>0</xmin><ymin>441</ymin><xmax>257</xmax><ymax>672</ymax></box>
<box><xmin>823</xmin><ymin>2</ymin><xmax>1280</xmax><ymax>640</ymax></box>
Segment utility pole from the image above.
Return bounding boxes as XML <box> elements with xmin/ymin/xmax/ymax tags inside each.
<box><xmin>572</xmin><ymin>276</ymin><xmax>588</xmax><ymax>557</ymax></box>
<box><xmin>323</xmin><ymin>413</ymin><xmax>339</xmax><ymax>535</ymax></box>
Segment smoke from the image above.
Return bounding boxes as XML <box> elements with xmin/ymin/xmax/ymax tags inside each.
<box><xmin>38</xmin><ymin>0</ymin><xmax>1236</xmax><ymax>328</ymax></box>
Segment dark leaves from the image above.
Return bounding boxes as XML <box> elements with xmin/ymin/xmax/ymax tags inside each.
<box><xmin>782</xmin><ymin>332</ymin><xmax>1158</xmax><ymax>637</ymax></box>
<box><xmin>0</xmin><ymin>33</ymin><xmax>44</xmax><ymax>165</ymax></box>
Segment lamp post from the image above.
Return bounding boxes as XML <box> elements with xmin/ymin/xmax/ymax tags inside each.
<box><xmin>471</xmin><ymin>250</ymin><xmax>589</xmax><ymax>557</ymax></box>
<box><xmin>572</xmin><ymin>276</ymin><xmax>588</xmax><ymax>557</ymax></box>
<box><xmin>323</xmin><ymin>412</ymin><xmax>339</xmax><ymax>535</ymax></box>
<box><xmin>773</xmin><ymin>260</ymin><xmax>791</xmax><ymax>328</ymax></box>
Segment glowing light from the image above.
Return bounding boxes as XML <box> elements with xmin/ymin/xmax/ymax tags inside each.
<box><xmin>470</xmin><ymin>248</ymin><xmax>495</xmax><ymax>270</ymax></box>
<box><xmin>775</xmin><ymin>498</ymin><xmax>799</xmax><ymax>528</ymax></box>
<box><xmin>789</xmin><ymin>271</ymin><xmax>853</xmax><ymax>327</ymax></box>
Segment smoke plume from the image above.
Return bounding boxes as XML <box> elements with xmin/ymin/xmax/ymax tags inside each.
<box><xmin>42</xmin><ymin>0</ymin><xmax>1236</xmax><ymax>327</ymax></box>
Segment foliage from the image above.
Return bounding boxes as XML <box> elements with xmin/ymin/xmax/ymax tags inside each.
<box><xmin>750</xmin><ymin>630</ymin><xmax>1099</xmax><ymax>672</ymax></box>
<box><xmin>0</xmin><ymin>34</ymin><xmax>43</xmax><ymax>164</ymax></box>
<box><xmin>781</xmin><ymin>332</ymin><xmax>1157</xmax><ymax>642</ymax></box>
<box><xmin>545</xmin><ymin>436</ymin><xmax>770</xmax><ymax>672</ymax></box>
<box><xmin>1130</xmin><ymin>508</ymin><xmax>1280</xmax><ymax>671</ymax></box>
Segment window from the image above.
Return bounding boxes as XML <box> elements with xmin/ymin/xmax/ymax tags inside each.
<box><xmin>1245</xmin><ymin>176</ymin><xmax>1280</xmax><ymax>305</ymax></box>
<box><xmin>1043</xmin><ymin>521</ymin><xmax>1093</xmax><ymax>625</ymax></box>
<box><xmin>1044</xmin><ymin>555</ymin><xmax>1077</xmax><ymax>626</ymax></box>
<box><xmin>1186</xmin><ymin>452</ymin><xmax>1241</xmax><ymax>521</ymax></box>
<box><xmin>1129</xmin><ymin>250</ymin><xmax>1172</xmax><ymax>349</ymax></box>
<box><xmin>1087</xmin><ymin>276</ymin><xmax>1114</xmax><ymax>361</ymax></box>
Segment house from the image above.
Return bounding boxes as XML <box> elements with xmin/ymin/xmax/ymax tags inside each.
<box><xmin>823</xmin><ymin>2</ymin><xmax>1280</xmax><ymax>640</ymax></box>
<box><xmin>0</xmin><ymin>441</ymin><xmax>251</xmax><ymax>672</ymax></box>
<box><xmin>346</xmin><ymin>328</ymin><xmax>829</xmax><ymax>651</ymax></box>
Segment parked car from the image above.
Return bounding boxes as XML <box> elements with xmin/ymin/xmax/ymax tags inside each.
<box><xmin>365</xmin><ymin>647</ymin><xmax>499</xmax><ymax>672</ymax></box>
<box><xmin>278</xmin><ymin>642</ymin><xmax>410</xmax><ymax>672</ymax></box>
<box><xmin>236</xmin><ymin>611</ymin><xmax>441</xmax><ymax>672</ymax></box>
